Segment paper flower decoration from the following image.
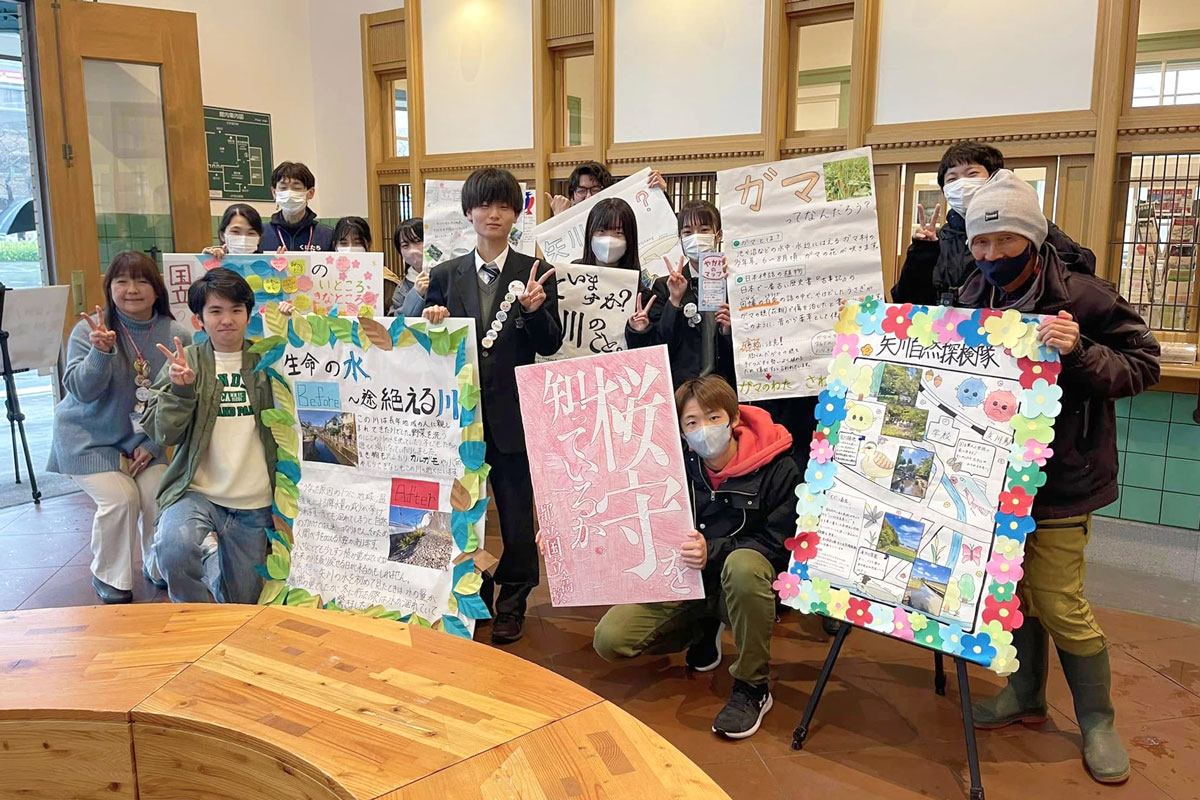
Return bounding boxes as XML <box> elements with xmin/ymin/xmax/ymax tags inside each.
<box><xmin>1018</xmin><ymin>357</ymin><xmax>1062</xmax><ymax>389</ymax></box>
<box><xmin>957</xmin><ymin>313</ymin><xmax>989</xmax><ymax>347</ymax></box>
<box><xmin>785</xmin><ymin>531</ymin><xmax>821</xmax><ymax>563</ymax></box>
<box><xmin>1022</xmin><ymin>440</ymin><xmax>1053</xmax><ymax>466</ymax></box>
<box><xmin>827</xmin><ymin>588</ymin><xmax>852</xmax><ymax>620</ymax></box>
<box><xmin>998</xmin><ymin>486</ymin><xmax>1033</xmax><ymax>516</ymax></box>
<box><xmin>804</xmin><ymin>460</ymin><xmax>838</xmax><ymax>492</ymax></box>
<box><xmin>860</xmin><ymin>296</ymin><xmax>881</xmax><ymax>314</ymax></box>
<box><xmin>943</xmin><ymin>623</ymin><xmax>966</xmax><ymax>655</ymax></box>
<box><xmin>982</xmin><ymin>595</ymin><xmax>1024</xmax><ymax>629</ymax></box>
<box><xmin>989</xmin><ymin>580</ymin><xmax>1015</xmax><ymax>602</ymax></box>
<box><xmin>1007</xmin><ymin>322</ymin><xmax>1043</xmax><ymax>360</ymax></box>
<box><xmin>892</xmin><ymin>606</ymin><xmax>914</xmax><ymax>640</ymax></box>
<box><xmin>855</xmin><ymin>306</ymin><xmax>885</xmax><ymax>335</ymax></box>
<box><xmin>795</xmin><ymin>486</ymin><xmax>829</xmax><ymax>517</ymax></box>
<box><xmin>1010</xmin><ymin>413</ymin><xmax>1055</xmax><ymax>445</ymax></box>
<box><xmin>816</xmin><ymin>394</ymin><xmax>847</xmax><ymax>426</ymax></box>
<box><xmin>915</xmin><ymin>624</ymin><xmax>943</xmax><ymax>649</ymax></box>
<box><xmin>1006</xmin><ymin>463</ymin><xmax>1047</xmax><ymax>493</ymax></box>
<box><xmin>773</xmin><ymin>572</ymin><xmax>801</xmax><ymax>600</ymax></box>
<box><xmin>908</xmin><ymin>611</ymin><xmax>930</xmax><ymax>632</ymax></box>
<box><xmin>847</xmin><ymin>596</ymin><xmax>873</xmax><ymax>625</ymax></box>
<box><xmin>829</xmin><ymin>354</ymin><xmax>856</xmax><ymax>386</ymax></box>
<box><xmin>961</xmin><ymin>631</ymin><xmax>998</xmax><ymax>663</ymax></box>
<box><xmin>987</xmin><ymin>554</ymin><xmax>1025</xmax><ymax>583</ymax></box>
<box><xmin>882</xmin><ymin>304</ymin><xmax>913</xmax><ymax>337</ymax></box>
<box><xmin>908</xmin><ymin>310</ymin><xmax>936</xmax><ymax>346</ymax></box>
<box><xmin>994</xmin><ymin>535</ymin><xmax>1023</xmax><ymax>561</ymax></box>
<box><xmin>1021</xmin><ymin>379</ymin><xmax>1063</xmax><ymax>418</ymax></box>
<box><xmin>984</xmin><ymin>309</ymin><xmax>1026</xmax><ymax>349</ymax></box>
<box><xmin>789</xmin><ymin>561</ymin><xmax>810</xmax><ymax>580</ymax></box>
<box><xmin>833</xmin><ymin>333</ymin><xmax>859</xmax><ymax>358</ymax></box>
<box><xmin>810</xmin><ymin>435</ymin><xmax>834</xmax><ymax>464</ymax></box>
<box><xmin>834</xmin><ymin>303</ymin><xmax>860</xmax><ymax>334</ymax></box>
<box><xmin>932</xmin><ymin>309</ymin><xmax>966</xmax><ymax>343</ymax></box>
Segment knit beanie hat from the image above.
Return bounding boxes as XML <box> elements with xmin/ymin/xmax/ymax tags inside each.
<box><xmin>965</xmin><ymin>169</ymin><xmax>1048</xmax><ymax>250</ymax></box>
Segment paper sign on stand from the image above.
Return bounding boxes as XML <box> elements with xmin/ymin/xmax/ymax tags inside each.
<box><xmin>717</xmin><ymin>147</ymin><xmax>885</xmax><ymax>401</ymax></box>
<box><xmin>531</xmin><ymin>168</ymin><xmax>683</xmax><ymax>286</ymax></box>
<box><xmin>517</xmin><ymin>345</ymin><xmax>702</xmax><ymax>606</ymax></box>
<box><xmin>3</xmin><ymin>286</ymin><xmax>70</xmax><ymax>371</ymax></box>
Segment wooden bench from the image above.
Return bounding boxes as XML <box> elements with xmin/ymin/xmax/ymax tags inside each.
<box><xmin>0</xmin><ymin>604</ymin><xmax>729</xmax><ymax>799</ymax></box>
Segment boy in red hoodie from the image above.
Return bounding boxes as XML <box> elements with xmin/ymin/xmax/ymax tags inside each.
<box><xmin>592</xmin><ymin>375</ymin><xmax>800</xmax><ymax>739</ymax></box>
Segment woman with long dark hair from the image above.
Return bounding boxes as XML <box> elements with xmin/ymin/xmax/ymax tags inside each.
<box><xmin>47</xmin><ymin>251</ymin><xmax>193</xmax><ymax>603</ymax></box>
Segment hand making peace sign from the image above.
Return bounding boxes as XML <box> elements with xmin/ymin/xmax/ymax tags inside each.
<box><xmin>912</xmin><ymin>205</ymin><xmax>942</xmax><ymax>242</ymax></box>
<box><xmin>628</xmin><ymin>292</ymin><xmax>657</xmax><ymax>333</ymax></box>
<box><xmin>155</xmin><ymin>336</ymin><xmax>195</xmax><ymax>386</ymax></box>
<box><xmin>665</xmin><ymin>255</ymin><xmax>688</xmax><ymax>308</ymax></box>
<box><xmin>80</xmin><ymin>305</ymin><xmax>117</xmax><ymax>353</ymax></box>
<box><xmin>518</xmin><ymin>260</ymin><xmax>555</xmax><ymax>312</ymax></box>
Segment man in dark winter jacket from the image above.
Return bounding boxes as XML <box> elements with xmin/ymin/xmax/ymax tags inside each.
<box><xmin>259</xmin><ymin>161</ymin><xmax>336</xmax><ymax>252</ymax></box>
<box><xmin>960</xmin><ymin>170</ymin><xmax>1159</xmax><ymax>786</ymax></box>
<box><xmin>891</xmin><ymin>141</ymin><xmax>1096</xmax><ymax>306</ymax></box>
<box><xmin>591</xmin><ymin>376</ymin><xmax>800</xmax><ymax>740</ymax></box>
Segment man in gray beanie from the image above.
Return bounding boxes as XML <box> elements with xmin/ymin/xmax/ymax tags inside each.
<box><xmin>960</xmin><ymin>169</ymin><xmax>1160</xmax><ymax>785</ymax></box>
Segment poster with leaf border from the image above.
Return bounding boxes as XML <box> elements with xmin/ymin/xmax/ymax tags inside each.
<box><xmin>774</xmin><ymin>299</ymin><xmax>1064</xmax><ymax>675</ymax></box>
<box><xmin>253</xmin><ymin>306</ymin><xmax>490</xmax><ymax>638</ymax></box>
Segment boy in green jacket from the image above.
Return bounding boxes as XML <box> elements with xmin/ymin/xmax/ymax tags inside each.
<box><xmin>143</xmin><ymin>268</ymin><xmax>277</xmax><ymax>604</ymax></box>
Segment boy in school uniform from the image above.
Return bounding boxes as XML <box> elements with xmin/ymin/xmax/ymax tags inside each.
<box><xmin>260</xmin><ymin>161</ymin><xmax>336</xmax><ymax>252</ymax></box>
<box><xmin>422</xmin><ymin>168</ymin><xmax>563</xmax><ymax>644</ymax></box>
<box><xmin>143</xmin><ymin>269</ymin><xmax>277</xmax><ymax>604</ymax></box>
<box><xmin>590</xmin><ymin>376</ymin><xmax>800</xmax><ymax>739</ymax></box>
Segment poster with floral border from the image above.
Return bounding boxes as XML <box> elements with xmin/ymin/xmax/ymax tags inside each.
<box><xmin>162</xmin><ymin>252</ymin><xmax>385</xmax><ymax>341</ymax></box>
<box><xmin>251</xmin><ymin>305</ymin><xmax>490</xmax><ymax>639</ymax></box>
<box><xmin>774</xmin><ymin>298</ymin><xmax>1064</xmax><ymax>675</ymax></box>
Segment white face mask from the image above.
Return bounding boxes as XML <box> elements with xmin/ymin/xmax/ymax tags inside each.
<box><xmin>590</xmin><ymin>235</ymin><xmax>627</xmax><ymax>265</ymax></box>
<box><xmin>682</xmin><ymin>232</ymin><xmax>717</xmax><ymax>262</ymax></box>
<box><xmin>275</xmin><ymin>189</ymin><xmax>308</xmax><ymax>216</ymax></box>
<box><xmin>943</xmin><ymin>177</ymin><xmax>987</xmax><ymax>217</ymax></box>
<box><xmin>336</xmin><ymin>245</ymin><xmax>367</xmax><ymax>253</ymax></box>
<box><xmin>684</xmin><ymin>422</ymin><xmax>731</xmax><ymax>461</ymax></box>
<box><xmin>223</xmin><ymin>233</ymin><xmax>259</xmax><ymax>255</ymax></box>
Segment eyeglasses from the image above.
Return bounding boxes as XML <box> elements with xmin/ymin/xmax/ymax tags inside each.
<box><xmin>572</xmin><ymin>185</ymin><xmax>604</xmax><ymax>199</ymax></box>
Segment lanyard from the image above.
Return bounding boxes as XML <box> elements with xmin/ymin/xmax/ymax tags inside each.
<box><xmin>277</xmin><ymin>221</ymin><xmax>315</xmax><ymax>251</ymax></box>
<box><xmin>118</xmin><ymin>320</ymin><xmax>151</xmax><ymax>365</ymax></box>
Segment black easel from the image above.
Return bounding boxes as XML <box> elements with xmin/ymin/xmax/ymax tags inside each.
<box><xmin>0</xmin><ymin>283</ymin><xmax>40</xmax><ymax>505</ymax></box>
<box><xmin>792</xmin><ymin>620</ymin><xmax>985</xmax><ymax>800</ymax></box>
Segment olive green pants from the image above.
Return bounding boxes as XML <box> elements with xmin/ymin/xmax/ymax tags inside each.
<box><xmin>593</xmin><ymin>548</ymin><xmax>776</xmax><ymax>684</ymax></box>
<box><xmin>1019</xmin><ymin>513</ymin><xmax>1107</xmax><ymax>657</ymax></box>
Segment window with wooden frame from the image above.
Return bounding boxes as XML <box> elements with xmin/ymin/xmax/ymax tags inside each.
<box><xmin>1131</xmin><ymin>0</ymin><xmax>1200</xmax><ymax>109</ymax></box>
<box><xmin>785</xmin><ymin>3</ymin><xmax>854</xmax><ymax>134</ymax></box>
<box><xmin>553</xmin><ymin>45</ymin><xmax>594</xmax><ymax>149</ymax></box>
<box><xmin>375</xmin><ymin>70</ymin><xmax>409</xmax><ymax>159</ymax></box>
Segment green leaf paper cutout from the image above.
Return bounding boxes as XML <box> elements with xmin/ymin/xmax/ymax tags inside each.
<box><xmin>453</xmin><ymin>572</ymin><xmax>483</xmax><ymax>596</ymax></box>
<box><xmin>307</xmin><ymin>314</ymin><xmax>329</xmax><ymax>346</ymax></box>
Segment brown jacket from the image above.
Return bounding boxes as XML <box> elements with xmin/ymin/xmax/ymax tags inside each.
<box><xmin>958</xmin><ymin>246</ymin><xmax>1160</xmax><ymax>520</ymax></box>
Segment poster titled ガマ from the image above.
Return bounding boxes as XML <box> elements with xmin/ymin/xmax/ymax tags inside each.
<box><xmin>517</xmin><ymin>345</ymin><xmax>702</xmax><ymax>606</ymax></box>
<box><xmin>717</xmin><ymin>147</ymin><xmax>886</xmax><ymax>401</ymax></box>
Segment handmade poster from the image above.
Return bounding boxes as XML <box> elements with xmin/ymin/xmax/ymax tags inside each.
<box><xmin>422</xmin><ymin>179</ymin><xmax>536</xmax><ymax>268</ymax></box>
<box><xmin>3</xmin><ymin>285</ymin><xmax>69</xmax><ymax>371</ymax></box>
<box><xmin>697</xmin><ymin>252</ymin><xmax>727</xmax><ymax>312</ymax></box>
<box><xmin>774</xmin><ymin>300</ymin><xmax>1064</xmax><ymax>675</ymax></box>
<box><xmin>252</xmin><ymin>308</ymin><xmax>491</xmax><ymax>638</ymax></box>
<box><xmin>163</xmin><ymin>252</ymin><xmax>385</xmax><ymax>340</ymax></box>
<box><xmin>717</xmin><ymin>147</ymin><xmax>886</xmax><ymax>402</ymax></box>
<box><xmin>531</xmin><ymin>168</ymin><xmax>683</xmax><ymax>287</ymax></box>
<box><xmin>537</xmin><ymin>262</ymin><xmax>641</xmax><ymax>362</ymax></box>
<box><xmin>516</xmin><ymin>345</ymin><xmax>702</xmax><ymax>606</ymax></box>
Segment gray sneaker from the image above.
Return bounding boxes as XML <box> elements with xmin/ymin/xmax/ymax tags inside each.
<box><xmin>712</xmin><ymin>679</ymin><xmax>773</xmax><ymax>739</ymax></box>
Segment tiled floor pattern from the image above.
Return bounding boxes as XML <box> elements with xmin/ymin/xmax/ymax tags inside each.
<box><xmin>2</xmin><ymin>492</ymin><xmax>1198</xmax><ymax>799</ymax></box>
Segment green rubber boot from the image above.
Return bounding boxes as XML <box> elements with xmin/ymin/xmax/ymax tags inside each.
<box><xmin>972</xmin><ymin>617</ymin><xmax>1048</xmax><ymax>728</ymax></box>
<box><xmin>1058</xmin><ymin>647</ymin><xmax>1130</xmax><ymax>784</ymax></box>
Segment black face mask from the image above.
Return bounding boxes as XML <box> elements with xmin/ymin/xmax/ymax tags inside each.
<box><xmin>976</xmin><ymin>243</ymin><xmax>1033</xmax><ymax>288</ymax></box>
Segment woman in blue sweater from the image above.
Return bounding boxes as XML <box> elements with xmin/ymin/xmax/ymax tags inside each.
<box><xmin>48</xmin><ymin>251</ymin><xmax>192</xmax><ymax>603</ymax></box>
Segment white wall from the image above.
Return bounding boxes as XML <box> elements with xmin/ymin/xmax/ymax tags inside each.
<box><xmin>421</xmin><ymin>0</ymin><xmax>533</xmax><ymax>155</ymax></box>
<box><xmin>103</xmin><ymin>0</ymin><xmax>398</xmax><ymax>223</ymax></box>
<box><xmin>874</xmin><ymin>0</ymin><xmax>1098</xmax><ymax>125</ymax></box>
<box><xmin>612</xmin><ymin>0</ymin><xmax>765</xmax><ymax>143</ymax></box>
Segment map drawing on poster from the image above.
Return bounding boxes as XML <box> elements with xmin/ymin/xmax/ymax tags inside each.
<box><xmin>254</xmin><ymin>309</ymin><xmax>491</xmax><ymax>638</ymax></box>
<box><xmin>537</xmin><ymin>262</ymin><xmax>641</xmax><ymax>362</ymax></box>
<box><xmin>517</xmin><ymin>345</ymin><xmax>702</xmax><ymax>606</ymax></box>
<box><xmin>717</xmin><ymin>147</ymin><xmax>886</xmax><ymax>402</ymax></box>
<box><xmin>531</xmin><ymin>168</ymin><xmax>684</xmax><ymax>287</ymax></box>
<box><xmin>776</xmin><ymin>301</ymin><xmax>1064</xmax><ymax>675</ymax></box>
<box><xmin>422</xmin><ymin>179</ymin><xmax>536</xmax><ymax>268</ymax></box>
<box><xmin>163</xmin><ymin>252</ymin><xmax>384</xmax><ymax>340</ymax></box>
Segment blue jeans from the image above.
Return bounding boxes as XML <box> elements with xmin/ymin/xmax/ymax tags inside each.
<box><xmin>154</xmin><ymin>492</ymin><xmax>271</xmax><ymax>604</ymax></box>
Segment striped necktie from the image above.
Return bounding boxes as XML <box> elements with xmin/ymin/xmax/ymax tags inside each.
<box><xmin>480</xmin><ymin>262</ymin><xmax>499</xmax><ymax>284</ymax></box>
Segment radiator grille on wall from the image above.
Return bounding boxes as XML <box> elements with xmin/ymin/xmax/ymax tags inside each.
<box><xmin>379</xmin><ymin>182</ymin><xmax>413</xmax><ymax>274</ymax></box>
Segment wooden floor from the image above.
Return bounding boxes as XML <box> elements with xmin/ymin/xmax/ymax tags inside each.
<box><xmin>0</xmin><ymin>604</ymin><xmax>728</xmax><ymax>799</ymax></box>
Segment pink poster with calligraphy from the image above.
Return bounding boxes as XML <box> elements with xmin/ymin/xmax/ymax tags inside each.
<box><xmin>516</xmin><ymin>345</ymin><xmax>703</xmax><ymax>606</ymax></box>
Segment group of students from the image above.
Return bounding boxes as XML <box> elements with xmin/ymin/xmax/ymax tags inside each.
<box><xmin>47</xmin><ymin>143</ymin><xmax>1159</xmax><ymax>777</ymax></box>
